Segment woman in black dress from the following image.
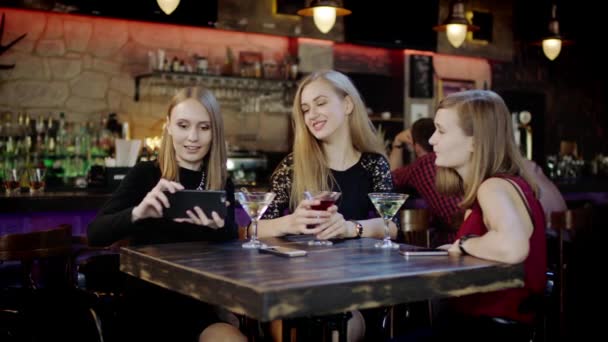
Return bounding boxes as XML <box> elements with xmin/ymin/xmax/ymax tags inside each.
<box><xmin>88</xmin><ymin>86</ymin><xmax>245</xmax><ymax>342</ymax></box>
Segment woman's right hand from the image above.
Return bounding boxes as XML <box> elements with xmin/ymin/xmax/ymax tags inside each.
<box><xmin>131</xmin><ymin>179</ymin><xmax>184</xmax><ymax>222</ymax></box>
<box><xmin>284</xmin><ymin>199</ymin><xmax>332</xmax><ymax>235</ymax></box>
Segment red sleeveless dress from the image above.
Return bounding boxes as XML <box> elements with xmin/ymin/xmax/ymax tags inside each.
<box><xmin>450</xmin><ymin>175</ymin><xmax>546</xmax><ymax>324</ymax></box>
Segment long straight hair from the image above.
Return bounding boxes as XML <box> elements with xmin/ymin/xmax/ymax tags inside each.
<box><xmin>157</xmin><ymin>87</ymin><xmax>227</xmax><ymax>190</ymax></box>
<box><xmin>435</xmin><ymin>90</ymin><xmax>537</xmax><ymax>208</ymax></box>
<box><xmin>288</xmin><ymin>70</ymin><xmax>386</xmax><ymax>210</ymax></box>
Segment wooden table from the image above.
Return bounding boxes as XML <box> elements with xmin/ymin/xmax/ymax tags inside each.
<box><xmin>120</xmin><ymin>236</ymin><xmax>523</xmax><ymax>322</ymax></box>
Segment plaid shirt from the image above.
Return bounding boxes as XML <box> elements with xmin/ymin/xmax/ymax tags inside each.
<box><xmin>392</xmin><ymin>153</ymin><xmax>462</xmax><ymax>228</ymax></box>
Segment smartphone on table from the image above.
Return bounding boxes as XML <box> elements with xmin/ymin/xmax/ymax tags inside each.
<box><xmin>259</xmin><ymin>246</ymin><xmax>308</xmax><ymax>257</ymax></box>
<box><xmin>163</xmin><ymin>190</ymin><xmax>227</xmax><ymax>219</ymax></box>
<box><xmin>399</xmin><ymin>246</ymin><xmax>448</xmax><ymax>257</ymax></box>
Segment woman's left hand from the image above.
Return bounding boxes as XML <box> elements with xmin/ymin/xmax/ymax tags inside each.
<box><xmin>174</xmin><ymin>206</ymin><xmax>225</xmax><ymax>229</ymax></box>
<box><xmin>445</xmin><ymin>241</ymin><xmax>462</xmax><ymax>255</ymax></box>
<box><xmin>315</xmin><ymin>205</ymin><xmax>352</xmax><ymax>240</ymax></box>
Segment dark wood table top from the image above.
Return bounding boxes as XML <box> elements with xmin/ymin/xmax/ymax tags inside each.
<box><xmin>120</xmin><ymin>236</ymin><xmax>524</xmax><ymax>321</ymax></box>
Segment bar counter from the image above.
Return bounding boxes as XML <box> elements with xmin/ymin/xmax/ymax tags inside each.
<box><xmin>2</xmin><ymin>176</ymin><xmax>608</xmax><ymax>236</ymax></box>
<box><xmin>0</xmin><ymin>190</ymin><xmax>112</xmax><ymax>213</ymax></box>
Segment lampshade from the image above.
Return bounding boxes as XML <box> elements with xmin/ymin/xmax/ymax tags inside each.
<box><xmin>542</xmin><ymin>38</ymin><xmax>562</xmax><ymax>61</ymax></box>
<box><xmin>433</xmin><ymin>1</ymin><xmax>479</xmax><ymax>48</ymax></box>
<box><xmin>536</xmin><ymin>4</ymin><xmax>573</xmax><ymax>61</ymax></box>
<box><xmin>297</xmin><ymin>0</ymin><xmax>352</xmax><ymax>34</ymax></box>
<box><xmin>157</xmin><ymin>0</ymin><xmax>180</xmax><ymax>15</ymax></box>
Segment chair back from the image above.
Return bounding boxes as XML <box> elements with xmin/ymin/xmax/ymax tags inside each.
<box><xmin>0</xmin><ymin>224</ymin><xmax>72</xmax><ymax>261</ymax></box>
<box><xmin>550</xmin><ymin>207</ymin><xmax>592</xmax><ymax>233</ymax></box>
<box><xmin>0</xmin><ymin>224</ymin><xmax>73</xmax><ymax>288</ymax></box>
<box><xmin>400</xmin><ymin>209</ymin><xmax>431</xmax><ymax>247</ymax></box>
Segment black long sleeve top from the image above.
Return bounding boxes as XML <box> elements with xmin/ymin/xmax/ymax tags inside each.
<box><xmin>87</xmin><ymin>161</ymin><xmax>237</xmax><ymax>247</ymax></box>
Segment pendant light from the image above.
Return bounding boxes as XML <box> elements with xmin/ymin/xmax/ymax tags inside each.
<box><xmin>157</xmin><ymin>0</ymin><xmax>180</xmax><ymax>15</ymax></box>
<box><xmin>297</xmin><ymin>0</ymin><xmax>352</xmax><ymax>34</ymax></box>
<box><xmin>539</xmin><ymin>3</ymin><xmax>573</xmax><ymax>61</ymax></box>
<box><xmin>433</xmin><ymin>1</ymin><xmax>479</xmax><ymax>48</ymax></box>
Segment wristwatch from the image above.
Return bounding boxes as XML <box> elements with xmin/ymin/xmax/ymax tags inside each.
<box><xmin>459</xmin><ymin>234</ymin><xmax>478</xmax><ymax>255</ymax></box>
<box><xmin>350</xmin><ymin>220</ymin><xmax>363</xmax><ymax>238</ymax></box>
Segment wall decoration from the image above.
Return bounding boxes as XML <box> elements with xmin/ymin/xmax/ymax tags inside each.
<box><xmin>440</xmin><ymin>78</ymin><xmax>476</xmax><ymax>98</ymax></box>
<box><xmin>410</xmin><ymin>103</ymin><xmax>431</xmax><ymax>123</ymax></box>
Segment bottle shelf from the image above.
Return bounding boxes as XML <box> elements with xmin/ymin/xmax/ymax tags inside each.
<box><xmin>134</xmin><ymin>70</ymin><xmax>298</xmax><ymax>101</ymax></box>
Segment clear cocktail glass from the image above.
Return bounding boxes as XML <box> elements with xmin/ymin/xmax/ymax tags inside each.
<box><xmin>368</xmin><ymin>192</ymin><xmax>409</xmax><ymax>249</ymax></box>
<box><xmin>236</xmin><ymin>191</ymin><xmax>276</xmax><ymax>249</ymax></box>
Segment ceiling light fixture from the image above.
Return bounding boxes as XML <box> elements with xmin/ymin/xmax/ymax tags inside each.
<box><xmin>539</xmin><ymin>3</ymin><xmax>573</xmax><ymax>61</ymax></box>
<box><xmin>433</xmin><ymin>1</ymin><xmax>479</xmax><ymax>48</ymax></box>
<box><xmin>297</xmin><ymin>0</ymin><xmax>352</xmax><ymax>34</ymax></box>
<box><xmin>157</xmin><ymin>0</ymin><xmax>180</xmax><ymax>15</ymax></box>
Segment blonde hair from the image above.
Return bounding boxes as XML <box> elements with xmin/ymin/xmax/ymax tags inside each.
<box><xmin>158</xmin><ymin>87</ymin><xmax>227</xmax><ymax>190</ymax></box>
<box><xmin>435</xmin><ymin>90</ymin><xmax>537</xmax><ymax>208</ymax></box>
<box><xmin>287</xmin><ymin>70</ymin><xmax>386</xmax><ymax>209</ymax></box>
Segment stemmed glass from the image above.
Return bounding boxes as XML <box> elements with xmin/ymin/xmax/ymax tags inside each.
<box><xmin>368</xmin><ymin>193</ymin><xmax>409</xmax><ymax>249</ymax></box>
<box><xmin>304</xmin><ymin>191</ymin><xmax>341</xmax><ymax>246</ymax></box>
<box><xmin>236</xmin><ymin>191</ymin><xmax>276</xmax><ymax>249</ymax></box>
<box><xmin>28</xmin><ymin>167</ymin><xmax>46</xmax><ymax>194</ymax></box>
<box><xmin>2</xmin><ymin>168</ymin><xmax>22</xmax><ymax>195</ymax></box>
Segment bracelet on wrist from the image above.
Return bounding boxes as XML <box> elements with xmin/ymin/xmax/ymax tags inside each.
<box><xmin>349</xmin><ymin>220</ymin><xmax>363</xmax><ymax>238</ymax></box>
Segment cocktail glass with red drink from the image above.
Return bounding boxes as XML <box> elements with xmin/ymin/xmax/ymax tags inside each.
<box><xmin>305</xmin><ymin>191</ymin><xmax>341</xmax><ymax>246</ymax></box>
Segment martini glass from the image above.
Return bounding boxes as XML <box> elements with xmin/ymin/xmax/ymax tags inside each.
<box><xmin>368</xmin><ymin>193</ymin><xmax>409</xmax><ymax>249</ymax></box>
<box><xmin>236</xmin><ymin>191</ymin><xmax>276</xmax><ymax>249</ymax></box>
<box><xmin>304</xmin><ymin>191</ymin><xmax>341</xmax><ymax>246</ymax></box>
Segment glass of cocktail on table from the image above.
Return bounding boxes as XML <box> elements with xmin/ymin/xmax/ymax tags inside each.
<box><xmin>235</xmin><ymin>191</ymin><xmax>276</xmax><ymax>249</ymax></box>
<box><xmin>304</xmin><ymin>191</ymin><xmax>341</xmax><ymax>246</ymax></box>
<box><xmin>368</xmin><ymin>193</ymin><xmax>409</xmax><ymax>249</ymax></box>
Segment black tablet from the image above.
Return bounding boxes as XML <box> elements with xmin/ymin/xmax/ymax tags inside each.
<box><xmin>163</xmin><ymin>190</ymin><xmax>227</xmax><ymax>219</ymax></box>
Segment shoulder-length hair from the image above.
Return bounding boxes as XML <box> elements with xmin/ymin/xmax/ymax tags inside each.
<box><xmin>157</xmin><ymin>86</ymin><xmax>227</xmax><ymax>190</ymax></box>
<box><xmin>435</xmin><ymin>90</ymin><xmax>537</xmax><ymax>208</ymax></box>
<box><xmin>288</xmin><ymin>69</ymin><xmax>386</xmax><ymax>209</ymax></box>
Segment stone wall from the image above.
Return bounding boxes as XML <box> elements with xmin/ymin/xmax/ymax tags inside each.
<box><xmin>0</xmin><ymin>8</ymin><xmax>290</xmax><ymax>144</ymax></box>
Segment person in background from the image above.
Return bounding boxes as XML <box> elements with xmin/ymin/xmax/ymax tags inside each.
<box><xmin>390</xmin><ymin>118</ymin><xmax>463</xmax><ymax>244</ymax></box>
<box><xmin>88</xmin><ymin>87</ymin><xmax>245</xmax><ymax>342</ymax></box>
<box><xmin>257</xmin><ymin>70</ymin><xmax>398</xmax><ymax>341</ymax></box>
<box><xmin>409</xmin><ymin>90</ymin><xmax>546</xmax><ymax>342</ymax></box>
<box><xmin>523</xmin><ymin>158</ymin><xmax>567</xmax><ymax>222</ymax></box>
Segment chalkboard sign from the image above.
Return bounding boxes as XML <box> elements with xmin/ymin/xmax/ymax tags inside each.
<box><xmin>409</xmin><ymin>55</ymin><xmax>434</xmax><ymax>98</ymax></box>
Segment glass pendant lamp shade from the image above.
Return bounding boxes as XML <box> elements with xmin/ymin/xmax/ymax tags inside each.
<box><xmin>542</xmin><ymin>38</ymin><xmax>562</xmax><ymax>61</ymax></box>
<box><xmin>446</xmin><ymin>23</ymin><xmax>468</xmax><ymax>48</ymax></box>
<box><xmin>157</xmin><ymin>0</ymin><xmax>180</xmax><ymax>15</ymax></box>
<box><xmin>297</xmin><ymin>0</ymin><xmax>351</xmax><ymax>34</ymax></box>
<box><xmin>433</xmin><ymin>1</ymin><xmax>478</xmax><ymax>48</ymax></box>
<box><xmin>535</xmin><ymin>4</ymin><xmax>572</xmax><ymax>61</ymax></box>
<box><xmin>313</xmin><ymin>7</ymin><xmax>337</xmax><ymax>33</ymax></box>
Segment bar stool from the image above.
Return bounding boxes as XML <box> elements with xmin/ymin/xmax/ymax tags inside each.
<box><xmin>0</xmin><ymin>224</ymin><xmax>104</xmax><ymax>342</ymax></box>
<box><xmin>548</xmin><ymin>207</ymin><xmax>592</xmax><ymax>338</ymax></box>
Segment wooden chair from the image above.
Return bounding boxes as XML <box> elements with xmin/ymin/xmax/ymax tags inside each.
<box><xmin>381</xmin><ymin>209</ymin><xmax>433</xmax><ymax>339</ymax></box>
<box><xmin>548</xmin><ymin>207</ymin><xmax>592</xmax><ymax>338</ymax></box>
<box><xmin>400</xmin><ymin>209</ymin><xmax>431</xmax><ymax>247</ymax></box>
<box><xmin>0</xmin><ymin>224</ymin><xmax>73</xmax><ymax>288</ymax></box>
<box><xmin>0</xmin><ymin>224</ymin><xmax>104</xmax><ymax>342</ymax></box>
